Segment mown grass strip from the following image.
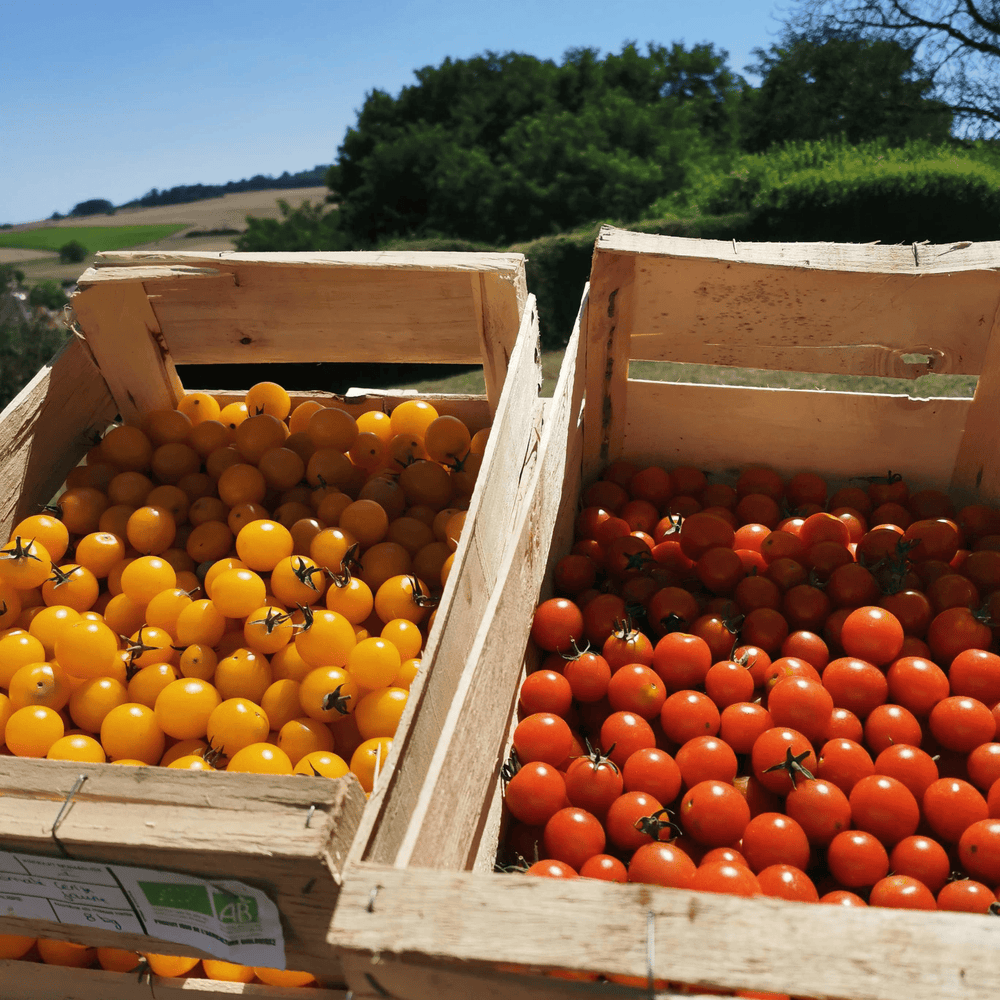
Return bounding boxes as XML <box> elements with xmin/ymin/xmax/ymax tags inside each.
<box><xmin>394</xmin><ymin>353</ymin><xmax>978</xmax><ymax>400</ymax></box>
<box><xmin>0</xmin><ymin>224</ymin><xmax>187</xmax><ymax>253</ymax></box>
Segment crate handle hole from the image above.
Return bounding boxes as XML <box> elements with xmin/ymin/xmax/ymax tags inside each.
<box><xmin>901</xmin><ymin>353</ymin><xmax>932</xmax><ymax>365</ymax></box>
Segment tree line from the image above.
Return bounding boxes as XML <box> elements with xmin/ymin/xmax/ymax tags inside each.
<box><xmin>235</xmin><ymin>12</ymin><xmax>1000</xmax><ymax>254</ymax></box>
<box><xmin>53</xmin><ymin>166</ymin><xmax>331</xmax><ymax>219</ymax></box>
<box><xmin>126</xmin><ymin>165</ymin><xmax>330</xmax><ymax>209</ymax></box>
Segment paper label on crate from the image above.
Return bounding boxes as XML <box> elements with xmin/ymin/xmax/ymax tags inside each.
<box><xmin>0</xmin><ymin>849</ymin><xmax>286</xmax><ymax>967</ymax></box>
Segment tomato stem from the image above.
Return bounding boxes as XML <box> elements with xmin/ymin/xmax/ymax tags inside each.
<box><xmin>762</xmin><ymin>747</ymin><xmax>815</xmax><ymax>789</ymax></box>
<box><xmin>500</xmin><ymin>747</ymin><xmax>522</xmax><ymax>784</ymax></box>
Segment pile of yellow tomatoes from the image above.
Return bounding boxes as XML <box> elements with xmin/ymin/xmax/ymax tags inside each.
<box><xmin>0</xmin><ymin>382</ymin><xmax>484</xmax><ymax>789</ymax></box>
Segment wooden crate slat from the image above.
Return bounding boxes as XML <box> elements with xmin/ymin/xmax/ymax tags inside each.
<box><xmin>76</xmin><ymin>264</ymin><xmax>228</xmax><ymax>285</ymax></box>
<box><xmin>0</xmin><ymin>961</ymin><xmax>348</xmax><ymax>999</ymax></box>
<box><xmin>596</xmin><ymin>225</ymin><xmax>1000</xmax><ymax>274</ymax></box>
<box><xmin>476</xmin><ymin>269</ymin><xmax>529</xmax><ymax>409</ymax></box>
<box><xmin>951</xmin><ymin>297</ymin><xmax>1000</xmax><ymax>501</ymax></box>
<box><xmin>0</xmin><ymin>758</ymin><xmax>362</xmax><ymax>975</ymax></box>
<box><xmin>393</xmin><ymin>301</ymin><xmax>585</xmax><ymax>871</ymax></box>
<box><xmin>144</xmin><ymin>268</ymin><xmax>488</xmax><ymax>366</ymax></box>
<box><xmin>583</xmin><ymin>256</ymin><xmax>634</xmax><ymax>483</ymax></box>
<box><xmin>626</xmin><ymin>250</ymin><xmax>999</xmax><ymax>378</ymax></box>
<box><xmin>347</xmin><ymin>299</ymin><xmax>542</xmax><ymax>868</ymax></box>
<box><xmin>332</xmin><ymin>866</ymin><xmax>999</xmax><ymax>1000</ymax></box>
<box><xmin>77</xmin><ymin>253</ymin><xmax>527</xmax><ymax>381</ymax></box>
<box><xmin>90</xmin><ymin>250</ymin><xmax>527</xmax><ymax>274</ymax></box>
<box><xmin>71</xmin><ymin>280</ymin><xmax>184</xmax><ymax>421</ymax></box>
<box><xmin>620</xmin><ymin>378</ymin><xmax>971</xmax><ymax>489</ymax></box>
<box><xmin>0</xmin><ymin>335</ymin><xmax>117</xmax><ymax>539</ymax></box>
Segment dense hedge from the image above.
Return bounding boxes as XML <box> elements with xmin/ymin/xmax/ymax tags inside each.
<box><xmin>750</xmin><ymin>159</ymin><xmax>1000</xmax><ymax>243</ymax></box>
<box><xmin>649</xmin><ymin>138</ymin><xmax>1000</xmax><ymax>244</ymax></box>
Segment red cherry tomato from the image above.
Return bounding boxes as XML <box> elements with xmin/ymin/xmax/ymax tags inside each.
<box><xmin>530</xmin><ymin>598</ymin><xmax>584</xmax><ymax>653</ymax></box>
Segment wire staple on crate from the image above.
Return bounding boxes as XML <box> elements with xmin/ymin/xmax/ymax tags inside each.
<box><xmin>365</xmin><ymin>972</ymin><xmax>393</xmax><ymax>997</ymax></box>
<box><xmin>50</xmin><ymin>773</ymin><xmax>88</xmax><ymax>856</ymax></box>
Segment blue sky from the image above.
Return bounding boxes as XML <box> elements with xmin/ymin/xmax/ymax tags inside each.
<box><xmin>3</xmin><ymin>0</ymin><xmax>786</xmax><ymax>224</ymax></box>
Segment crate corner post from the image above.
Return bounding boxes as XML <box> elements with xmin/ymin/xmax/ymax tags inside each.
<box><xmin>475</xmin><ymin>257</ymin><xmax>530</xmax><ymax>412</ymax></box>
<box><xmin>72</xmin><ymin>276</ymin><xmax>183</xmax><ymax>422</ymax></box>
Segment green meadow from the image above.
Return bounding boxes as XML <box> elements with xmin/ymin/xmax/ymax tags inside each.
<box><xmin>0</xmin><ymin>224</ymin><xmax>186</xmax><ymax>253</ymax></box>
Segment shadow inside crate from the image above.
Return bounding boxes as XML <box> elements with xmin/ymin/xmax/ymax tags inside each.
<box><xmin>176</xmin><ymin>361</ymin><xmax>483</xmax><ymax>395</ymax></box>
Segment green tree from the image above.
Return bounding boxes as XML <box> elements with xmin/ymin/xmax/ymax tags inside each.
<box><xmin>332</xmin><ymin>43</ymin><xmax>745</xmax><ymax>246</ymax></box>
<box><xmin>0</xmin><ymin>269</ymin><xmax>70</xmax><ymax>408</ymax></box>
<box><xmin>789</xmin><ymin>1</ymin><xmax>1000</xmax><ymax>137</ymax></box>
<box><xmin>743</xmin><ymin>32</ymin><xmax>952</xmax><ymax>151</ymax></box>
<box><xmin>59</xmin><ymin>239</ymin><xmax>88</xmax><ymax>263</ymax></box>
<box><xmin>234</xmin><ymin>200</ymin><xmax>349</xmax><ymax>252</ymax></box>
<box><xmin>70</xmin><ymin>198</ymin><xmax>115</xmax><ymax>216</ymax></box>
<box><xmin>28</xmin><ymin>281</ymin><xmax>69</xmax><ymax>311</ymax></box>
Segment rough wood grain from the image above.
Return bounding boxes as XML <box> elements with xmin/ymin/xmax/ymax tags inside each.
<box><xmin>145</xmin><ymin>269</ymin><xmax>490</xmax><ymax>366</ymax></box>
<box><xmin>620</xmin><ymin>379</ymin><xmax>970</xmax><ymax>490</ymax></box>
<box><xmin>627</xmin><ymin>252</ymin><xmax>999</xmax><ymax>378</ymax></box>
<box><xmin>76</xmin><ymin>252</ymin><xmax>528</xmax><ymax>370</ymax></box>
<box><xmin>596</xmin><ymin>224</ymin><xmax>1000</xmax><ymax>274</ymax></box>
<box><xmin>951</xmin><ymin>296</ymin><xmax>1000</xmax><ymax>504</ymax></box>
<box><xmin>76</xmin><ymin>265</ymin><xmax>227</xmax><ymax>285</ymax></box>
<box><xmin>0</xmin><ymin>961</ymin><xmax>348</xmax><ymax>999</ymax></box>
<box><xmin>0</xmin><ymin>336</ymin><xmax>116</xmax><ymax>539</ymax></box>
<box><xmin>583</xmin><ymin>256</ymin><xmax>634</xmax><ymax>484</ymax></box>
<box><xmin>348</xmin><ymin>299</ymin><xmax>542</xmax><ymax>868</ymax></box>
<box><xmin>477</xmin><ymin>270</ymin><xmax>528</xmax><ymax>410</ymax></box>
<box><xmin>393</xmin><ymin>299</ymin><xmax>584</xmax><ymax>871</ymax></box>
<box><xmin>71</xmin><ymin>280</ymin><xmax>183</xmax><ymax>421</ymax></box>
<box><xmin>92</xmin><ymin>250</ymin><xmax>526</xmax><ymax>275</ymax></box>
<box><xmin>0</xmin><ymin>758</ymin><xmax>363</xmax><ymax>975</ymax></box>
<box><xmin>331</xmin><ymin>865</ymin><xmax>1000</xmax><ymax>1000</ymax></box>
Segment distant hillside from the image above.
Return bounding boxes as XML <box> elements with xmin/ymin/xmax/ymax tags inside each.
<box><xmin>119</xmin><ymin>165</ymin><xmax>330</xmax><ymax>210</ymax></box>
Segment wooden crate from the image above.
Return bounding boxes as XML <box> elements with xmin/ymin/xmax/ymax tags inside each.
<box><xmin>326</xmin><ymin>228</ymin><xmax>1000</xmax><ymax>1000</ymax></box>
<box><xmin>0</xmin><ymin>250</ymin><xmax>543</xmax><ymax>989</ymax></box>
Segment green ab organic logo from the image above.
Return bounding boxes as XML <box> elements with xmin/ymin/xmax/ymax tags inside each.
<box><xmin>213</xmin><ymin>892</ymin><xmax>258</xmax><ymax>924</ymax></box>
<box><xmin>137</xmin><ymin>881</ymin><xmax>257</xmax><ymax>924</ymax></box>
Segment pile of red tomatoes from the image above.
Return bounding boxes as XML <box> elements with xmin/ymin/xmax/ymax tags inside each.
<box><xmin>507</xmin><ymin>461</ymin><xmax>1000</xmax><ymax>919</ymax></box>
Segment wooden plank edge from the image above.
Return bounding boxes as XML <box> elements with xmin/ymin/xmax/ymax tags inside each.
<box><xmin>584</xmin><ymin>247</ymin><xmax>634</xmax><ymax>481</ymax></box>
<box><xmin>344</xmin><ymin>296</ymin><xmax>542</xmax><ymax>868</ymax></box>
<box><xmin>331</xmin><ymin>865</ymin><xmax>999</xmax><ymax>1000</ymax></box>
<box><xmin>76</xmin><ymin>265</ymin><xmax>228</xmax><ymax>287</ymax></box>
<box><xmin>0</xmin><ymin>335</ymin><xmax>117</xmax><ymax>537</ymax></box>
<box><xmin>618</xmin><ymin>377</ymin><xmax>971</xmax><ymax>493</ymax></box>
<box><xmin>389</xmin><ymin>300</ymin><xmax>583</xmax><ymax>870</ymax></box>
<box><xmin>951</xmin><ymin>295</ymin><xmax>1000</xmax><ymax>503</ymax></box>
<box><xmin>596</xmin><ymin>224</ymin><xmax>1000</xmax><ymax>274</ymax></box>
<box><xmin>90</xmin><ymin>250</ymin><xmax>527</xmax><ymax>276</ymax></box>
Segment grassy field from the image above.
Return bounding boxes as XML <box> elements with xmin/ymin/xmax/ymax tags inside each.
<box><xmin>1</xmin><ymin>186</ymin><xmax>330</xmax><ymax>283</ymax></box>
<box><xmin>392</xmin><ymin>353</ymin><xmax>978</xmax><ymax>399</ymax></box>
<box><xmin>0</xmin><ymin>224</ymin><xmax>187</xmax><ymax>253</ymax></box>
